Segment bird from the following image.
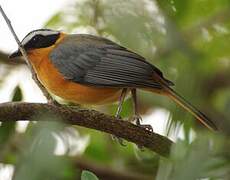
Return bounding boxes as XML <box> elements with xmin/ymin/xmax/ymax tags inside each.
<box><xmin>9</xmin><ymin>29</ymin><xmax>217</xmax><ymax>133</ymax></box>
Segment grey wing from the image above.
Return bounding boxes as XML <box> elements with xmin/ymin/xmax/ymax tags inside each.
<box><xmin>49</xmin><ymin>34</ymin><xmax>172</xmax><ymax>89</ymax></box>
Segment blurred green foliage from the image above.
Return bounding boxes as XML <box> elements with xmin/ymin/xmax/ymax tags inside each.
<box><xmin>0</xmin><ymin>0</ymin><xmax>230</xmax><ymax>179</ymax></box>
<box><xmin>14</xmin><ymin>120</ymin><xmax>75</xmax><ymax>180</ymax></box>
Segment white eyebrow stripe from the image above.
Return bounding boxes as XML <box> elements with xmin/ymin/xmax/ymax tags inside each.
<box><xmin>21</xmin><ymin>30</ymin><xmax>59</xmax><ymax>46</ymax></box>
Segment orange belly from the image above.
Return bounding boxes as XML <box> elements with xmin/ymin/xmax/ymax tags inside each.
<box><xmin>28</xmin><ymin>48</ymin><xmax>122</xmax><ymax>105</ymax></box>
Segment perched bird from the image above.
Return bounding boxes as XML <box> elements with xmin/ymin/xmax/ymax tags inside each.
<box><xmin>9</xmin><ymin>29</ymin><xmax>217</xmax><ymax>132</ymax></box>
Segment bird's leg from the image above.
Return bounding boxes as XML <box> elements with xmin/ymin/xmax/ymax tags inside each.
<box><xmin>115</xmin><ymin>88</ymin><xmax>127</xmax><ymax>118</ymax></box>
<box><xmin>47</xmin><ymin>97</ymin><xmax>60</xmax><ymax>106</ymax></box>
<box><xmin>112</xmin><ymin>88</ymin><xmax>127</xmax><ymax>146</ymax></box>
<box><xmin>131</xmin><ymin>89</ymin><xmax>153</xmax><ymax>132</ymax></box>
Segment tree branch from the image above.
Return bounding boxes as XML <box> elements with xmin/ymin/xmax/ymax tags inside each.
<box><xmin>0</xmin><ymin>102</ymin><xmax>173</xmax><ymax>157</ymax></box>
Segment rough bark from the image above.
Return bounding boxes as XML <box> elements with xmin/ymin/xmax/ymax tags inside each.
<box><xmin>0</xmin><ymin>102</ymin><xmax>173</xmax><ymax>157</ymax></box>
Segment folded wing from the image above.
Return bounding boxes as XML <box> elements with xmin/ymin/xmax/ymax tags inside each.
<box><xmin>50</xmin><ymin>34</ymin><xmax>173</xmax><ymax>89</ymax></box>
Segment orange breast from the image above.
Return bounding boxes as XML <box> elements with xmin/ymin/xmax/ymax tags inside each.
<box><xmin>27</xmin><ymin>40</ymin><xmax>122</xmax><ymax>105</ymax></box>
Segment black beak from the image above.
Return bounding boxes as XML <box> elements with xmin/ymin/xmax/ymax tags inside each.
<box><xmin>9</xmin><ymin>49</ymin><xmax>22</xmax><ymax>58</ymax></box>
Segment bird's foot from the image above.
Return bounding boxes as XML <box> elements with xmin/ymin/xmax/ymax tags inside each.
<box><xmin>111</xmin><ymin>115</ymin><xmax>126</xmax><ymax>146</ymax></box>
<box><xmin>132</xmin><ymin>115</ymin><xmax>153</xmax><ymax>132</ymax></box>
<box><xmin>67</xmin><ymin>104</ymin><xmax>81</xmax><ymax>111</ymax></box>
<box><xmin>132</xmin><ymin>115</ymin><xmax>153</xmax><ymax>150</ymax></box>
<box><xmin>47</xmin><ymin>98</ymin><xmax>60</xmax><ymax>106</ymax></box>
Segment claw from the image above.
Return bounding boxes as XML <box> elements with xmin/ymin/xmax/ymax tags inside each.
<box><xmin>48</xmin><ymin>98</ymin><xmax>60</xmax><ymax>106</ymax></box>
<box><xmin>115</xmin><ymin>115</ymin><xmax>122</xmax><ymax>120</ymax></box>
<box><xmin>68</xmin><ymin>104</ymin><xmax>81</xmax><ymax>111</ymax></box>
<box><xmin>132</xmin><ymin>115</ymin><xmax>153</xmax><ymax>132</ymax></box>
<box><xmin>138</xmin><ymin>124</ymin><xmax>153</xmax><ymax>132</ymax></box>
<box><xmin>131</xmin><ymin>115</ymin><xmax>153</xmax><ymax>150</ymax></box>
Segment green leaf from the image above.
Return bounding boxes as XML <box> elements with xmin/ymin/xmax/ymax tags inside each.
<box><xmin>12</xmin><ymin>85</ymin><xmax>23</xmax><ymax>101</ymax></box>
<box><xmin>81</xmin><ymin>170</ymin><xmax>99</xmax><ymax>180</ymax></box>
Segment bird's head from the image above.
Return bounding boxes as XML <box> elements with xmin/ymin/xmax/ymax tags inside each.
<box><xmin>9</xmin><ymin>29</ymin><xmax>60</xmax><ymax>58</ymax></box>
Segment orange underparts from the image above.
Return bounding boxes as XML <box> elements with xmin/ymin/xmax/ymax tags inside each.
<box><xmin>27</xmin><ymin>33</ymin><xmax>122</xmax><ymax>105</ymax></box>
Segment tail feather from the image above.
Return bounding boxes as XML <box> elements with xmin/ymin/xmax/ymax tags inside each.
<box><xmin>163</xmin><ymin>86</ymin><xmax>217</xmax><ymax>131</ymax></box>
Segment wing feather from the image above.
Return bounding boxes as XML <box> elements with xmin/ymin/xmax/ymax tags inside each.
<box><xmin>50</xmin><ymin>34</ymin><xmax>173</xmax><ymax>88</ymax></box>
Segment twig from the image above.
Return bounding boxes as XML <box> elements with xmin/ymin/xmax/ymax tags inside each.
<box><xmin>0</xmin><ymin>5</ymin><xmax>54</xmax><ymax>103</ymax></box>
<box><xmin>0</xmin><ymin>102</ymin><xmax>173</xmax><ymax>157</ymax></box>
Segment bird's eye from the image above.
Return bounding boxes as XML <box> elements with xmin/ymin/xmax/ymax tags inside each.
<box><xmin>23</xmin><ymin>33</ymin><xmax>59</xmax><ymax>49</ymax></box>
<box><xmin>32</xmin><ymin>37</ymin><xmax>38</xmax><ymax>41</ymax></box>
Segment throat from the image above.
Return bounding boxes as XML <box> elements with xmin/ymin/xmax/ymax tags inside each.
<box><xmin>27</xmin><ymin>48</ymin><xmax>52</xmax><ymax>70</ymax></box>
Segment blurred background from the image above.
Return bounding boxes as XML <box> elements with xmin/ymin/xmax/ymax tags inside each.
<box><xmin>0</xmin><ymin>0</ymin><xmax>230</xmax><ymax>179</ymax></box>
